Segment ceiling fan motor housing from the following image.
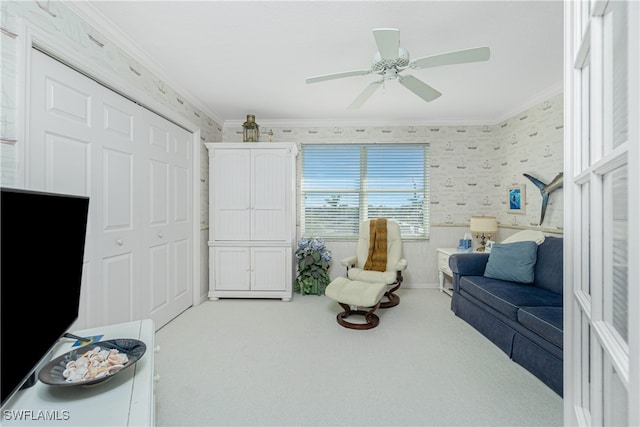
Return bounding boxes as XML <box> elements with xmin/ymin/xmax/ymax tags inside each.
<box><xmin>372</xmin><ymin>47</ymin><xmax>410</xmax><ymax>71</ymax></box>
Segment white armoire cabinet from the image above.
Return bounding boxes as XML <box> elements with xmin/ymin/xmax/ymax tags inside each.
<box><xmin>205</xmin><ymin>143</ymin><xmax>297</xmax><ymax>300</ymax></box>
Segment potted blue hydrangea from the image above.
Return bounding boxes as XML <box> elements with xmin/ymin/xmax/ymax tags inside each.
<box><xmin>294</xmin><ymin>237</ymin><xmax>332</xmax><ymax>295</ymax></box>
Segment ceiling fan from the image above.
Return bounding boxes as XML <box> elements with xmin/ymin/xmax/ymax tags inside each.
<box><xmin>305</xmin><ymin>28</ymin><xmax>490</xmax><ymax>109</ymax></box>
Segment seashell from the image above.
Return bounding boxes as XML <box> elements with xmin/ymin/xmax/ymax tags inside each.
<box><xmin>63</xmin><ymin>346</ymin><xmax>129</xmax><ymax>382</ymax></box>
<box><xmin>63</xmin><ymin>368</ymin><xmax>73</xmax><ymax>379</ymax></box>
<box><xmin>108</xmin><ymin>353</ymin><xmax>128</xmax><ymax>365</ymax></box>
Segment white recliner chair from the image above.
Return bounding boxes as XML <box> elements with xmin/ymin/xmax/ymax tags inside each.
<box><xmin>342</xmin><ymin>218</ymin><xmax>407</xmax><ymax>308</ymax></box>
<box><xmin>325</xmin><ymin>218</ymin><xmax>407</xmax><ymax>329</ymax></box>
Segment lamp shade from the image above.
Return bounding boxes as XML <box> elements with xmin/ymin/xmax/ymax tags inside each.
<box><xmin>470</xmin><ymin>215</ymin><xmax>498</xmax><ymax>233</ymax></box>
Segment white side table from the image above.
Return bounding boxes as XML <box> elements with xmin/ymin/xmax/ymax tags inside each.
<box><xmin>437</xmin><ymin>248</ymin><xmax>459</xmax><ymax>296</ymax></box>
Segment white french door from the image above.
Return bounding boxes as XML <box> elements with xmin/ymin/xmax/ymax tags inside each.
<box><xmin>564</xmin><ymin>1</ymin><xmax>639</xmax><ymax>425</ymax></box>
<box><xmin>28</xmin><ymin>48</ymin><xmax>193</xmax><ymax>330</ymax></box>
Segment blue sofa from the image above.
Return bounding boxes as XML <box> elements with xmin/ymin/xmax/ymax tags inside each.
<box><xmin>448</xmin><ymin>236</ymin><xmax>563</xmax><ymax>396</ymax></box>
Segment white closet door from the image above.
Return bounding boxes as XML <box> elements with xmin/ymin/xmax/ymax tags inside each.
<box><xmin>28</xmin><ymin>49</ymin><xmax>192</xmax><ymax>330</ymax></box>
<box><xmin>28</xmin><ymin>49</ymin><xmax>101</xmax><ymax>328</ymax></box>
<box><xmin>142</xmin><ymin>110</ymin><xmax>193</xmax><ymax>328</ymax></box>
<box><xmin>97</xmin><ymin>86</ymin><xmax>144</xmax><ymax>326</ymax></box>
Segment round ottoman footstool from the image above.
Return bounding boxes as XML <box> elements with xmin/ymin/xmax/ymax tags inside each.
<box><xmin>325</xmin><ymin>277</ymin><xmax>387</xmax><ymax>329</ymax></box>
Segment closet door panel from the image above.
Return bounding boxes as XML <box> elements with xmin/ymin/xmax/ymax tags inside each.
<box><xmin>103</xmin><ymin>103</ymin><xmax>134</xmax><ymax>140</ymax></box>
<box><xmin>149</xmin><ymin>159</ymin><xmax>170</xmax><ymax>226</ymax></box>
<box><xmin>173</xmin><ymin>130</ymin><xmax>191</xmax><ymax>161</ymax></box>
<box><xmin>97</xmin><ymin>90</ymin><xmax>140</xmax><ymax>325</ymax></box>
<box><xmin>143</xmin><ymin>112</ymin><xmax>193</xmax><ymax>328</ymax></box>
<box><xmin>45</xmin><ymin>75</ymin><xmax>91</xmax><ymax>126</ymax></box>
<box><xmin>99</xmin><ymin>146</ymin><xmax>136</xmax><ymax>258</ymax></box>
<box><xmin>174</xmin><ymin>164</ymin><xmax>190</xmax><ymax>224</ymax></box>
<box><xmin>173</xmin><ymin>238</ymin><xmax>191</xmax><ymax>298</ymax></box>
<box><xmin>30</xmin><ymin>53</ymin><xmax>94</xmax><ymax>194</ymax></box>
<box><xmin>145</xmin><ymin>157</ymin><xmax>172</xmax><ymax>325</ymax></box>
<box><xmin>30</xmin><ymin>50</ymin><xmax>99</xmax><ymax>326</ymax></box>
<box><xmin>102</xmin><ymin>148</ymin><xmax>133</xmax><ymax>231</ymax></box>
<box><xmin>149</xmin><ymin>243</ymin><xmax>170</xmax><ymax>313</ymax></box>
<box><xmin>149</xmin><ymin>124</ymin><xmax>170</xmax><ymax>153</ymax></box>
<box><xmin>102</xmin><ymin>253</ymin><xmax>134</xmax><ymax>325</ymax></box>
<box><xmin>44</xmin><ymin>133</ymin><xmax>91</xmax><ymax>196</ymax></box>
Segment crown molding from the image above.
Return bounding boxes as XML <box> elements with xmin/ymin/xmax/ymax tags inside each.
<box><xmin>223</xmin><ymin>82</ymin><xmax>564</xmax><ymax>130</ymax></box>
<box><xmin>62</xmin><ymin>0</ymin><xmax>224</xmax><ymax>128</ymax></box>
<box><xmin>224</xmin><ymin>117</ymin><xmax>495</xmax><ymax>129</ymax></box>
<box><xmin>493</xmin><ymin>81</ymin><xmax>564</xmax><ymax>124</ymax></box>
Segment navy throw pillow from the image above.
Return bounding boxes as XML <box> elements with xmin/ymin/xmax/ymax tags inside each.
<box><xmin>484</xmin><ymin>241</ymin><xmax>538</xmax><ymax>284</ymax></box>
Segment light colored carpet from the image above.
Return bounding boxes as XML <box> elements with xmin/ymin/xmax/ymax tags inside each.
<box><xmin>155</xmin><ymin>289</ymin><xmax>563</xmax><ymax>426</ymax></box>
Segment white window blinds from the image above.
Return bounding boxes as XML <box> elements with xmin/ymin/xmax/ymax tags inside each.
<box><xmin>300</xmin><ymin>143</ymin><xmax>429</xmax><ymax>238</ymax></box>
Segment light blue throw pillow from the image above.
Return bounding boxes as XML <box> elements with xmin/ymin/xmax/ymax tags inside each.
<box><xmin>484</xmin><ymin>241</ymin><xmax>538</xmax><ymax>284</ymax></box>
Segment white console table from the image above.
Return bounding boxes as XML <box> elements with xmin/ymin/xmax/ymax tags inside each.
<box><xmin>2</xmin><ymin>319</ymin><xmax>156</xmax><ymax>426</ymax></box>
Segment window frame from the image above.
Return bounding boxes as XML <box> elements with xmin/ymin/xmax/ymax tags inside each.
<box><xmin>299</xmin><ymin>142</ymin><xmax>430</xmax><ymax>240</ymax></box>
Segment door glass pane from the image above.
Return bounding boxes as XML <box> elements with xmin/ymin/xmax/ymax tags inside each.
<box><xmin>581</xmin><ymin>313</ymin><xmax>591</xmax><ymax>411</ymax></box>
<box><xmin>610</xmin><ymin>0</ymin><xmax>628</xmax><ymax>150</ymax></box>
<box><xmin>603</xmin><ymin>358</ymin><xmax>628</xmax><ymax>426</ymax></box>
<box><xmin>607</xmin><ymin>165</ymin><xmax>628</xmax><ymax>343</ymax></box>
<box><xmin>581</xmin><ymin>1</ymin><xmax>589</xmax><ymax>29</ymax></box>
<box><xmin>582</xmin><ymin>182</ymin><xmax>591</xmax><ymax>294</ymax></box>
<box><xmin>581</xmin><ymin>64</ymin><xmax>591</xmax><ymax>168</ymax></box>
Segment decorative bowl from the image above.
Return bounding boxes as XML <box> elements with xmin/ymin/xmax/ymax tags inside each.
<box><xmin>38</xmin><ymin>338</ymin><xmax>146</xmax><ymax>387</ymax></box>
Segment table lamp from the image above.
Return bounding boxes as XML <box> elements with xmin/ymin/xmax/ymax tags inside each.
<box><xmin>470</xmin><ymin>215</ymin><xmax>498</xmax><ymax>252</ymax></box>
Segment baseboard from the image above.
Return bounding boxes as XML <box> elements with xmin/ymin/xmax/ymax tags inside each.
<box><xmin>403</xmin><ymin>283</ymin><xmax>440</xmax><ymax>289</ymax></box>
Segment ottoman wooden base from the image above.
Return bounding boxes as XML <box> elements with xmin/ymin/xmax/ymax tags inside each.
<box><xmin>325</xmin><ymin>277</ymin><xmax>386</xmax><ymax>330</ymax></box>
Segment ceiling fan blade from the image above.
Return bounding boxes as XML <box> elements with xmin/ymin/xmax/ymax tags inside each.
<box><xmin>398</xmin><ymin>75</ymin><xmax>441</xmax><ymax>102</ymax></box>
<box><xmin>373</xmin><ymin>28</ymin><xmax>400</xmax><ymax>61</ymax></box>
<box><xmin>347</xmin><ymin>80</ymin><xmax>383</xmax><ymax>109</ymax></box>
<box><xmin>410</xmin><ymin>46</ymin><xmax>491</xmax><ymax>70</ymax></box>
<box><xmin>306</xmin><ymin>69</ymin><xmax>372</xmax><ymax>84</ymax></box>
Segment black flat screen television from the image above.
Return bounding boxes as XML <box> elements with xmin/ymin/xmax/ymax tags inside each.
<box><xmin>1</xmin><ymin>187</ymin><xmax>90</xmax><ymax>407</ymax></box>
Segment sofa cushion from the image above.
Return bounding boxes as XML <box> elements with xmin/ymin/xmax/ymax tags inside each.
<box><xmin>533</xmin><ymin>236</ymin><xmax>563</xmax><ymax>294</ymax></box>
<box><xmin>518</xmin><ymin>306</ymin><xmax>563</xmax><ymax>349</ymax></box>
<box><xmin>460</xmin><ymin>276</ymin><xmax>563</xmax><ymax>321</ymax></box>
<box><xmin>502</xmin><ymin>230</ymin><xmax>546</xmax><ymax>245</ymax></box>
<box><xmin>484</xmin><ymin>241</ymin><xmax>538</xmax><ymax>284</ymax></box>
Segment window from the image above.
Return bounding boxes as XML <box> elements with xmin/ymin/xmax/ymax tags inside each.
<box><xmin>300</xmin><ymin>143</ymin><xmax>429</xmax><ymax>238</ymax></box>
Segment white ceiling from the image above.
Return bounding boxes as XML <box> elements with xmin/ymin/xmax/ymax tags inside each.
<box><xmin>74</xmin><ymin>1</ymin><xmax>563</xmax><ymax>127</ymax></box>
